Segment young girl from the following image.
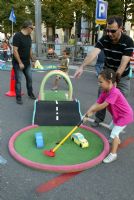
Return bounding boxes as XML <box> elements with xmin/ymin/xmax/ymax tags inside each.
<box><xmin>84</xmin><ymin>69</ymin><xmax>133</xmax><ymax>163</ymax></box>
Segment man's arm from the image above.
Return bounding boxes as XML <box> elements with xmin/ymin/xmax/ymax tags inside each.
<box><xmin>116</xmin><ymin>55</ymin><xmax>131</xmax><ymax>76</ymax></box>
<box><xmin>74</xmin><ymin>47</ymin><xmax>101</xmax><ymax>78</ymax></box>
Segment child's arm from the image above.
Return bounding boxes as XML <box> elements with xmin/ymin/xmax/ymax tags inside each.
<box><xmin>84</xmin><ymin>102</ymin><xmax>109</xmax><ymax>119</ymax></box>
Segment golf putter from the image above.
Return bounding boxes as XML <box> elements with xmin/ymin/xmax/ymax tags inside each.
<box><xmin>44</xmin><ymin>115</ymin><xmax>86</xmax><ymax>157</ymax></box>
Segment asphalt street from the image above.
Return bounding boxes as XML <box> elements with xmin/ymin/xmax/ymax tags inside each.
<box><xmin>0</xmin><ymin>64</ymin><xmax>134</xmax><ymax>200</ymax></box>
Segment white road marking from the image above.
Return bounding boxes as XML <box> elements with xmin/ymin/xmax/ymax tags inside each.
<box><xmin>56</xmin><ymin>116</ymin><xmax>59</xmax><ymax>120</ymax></box>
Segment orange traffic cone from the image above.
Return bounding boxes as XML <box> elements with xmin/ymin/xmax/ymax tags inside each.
<box><xmin>5</xmin><ymin>68</ymin><xmax>16</xmax><ymax>97</ymax></box>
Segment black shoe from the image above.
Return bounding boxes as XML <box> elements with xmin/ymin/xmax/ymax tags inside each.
<box><xmin>16</xmin><ymin>97</ymin><xmax>23</xmax><ymax>105</ymax></box>
<box><xmin>28</xmin><ymin>93</ymin><xmax>36</xmax><ymax>100</ymax></box>
<box><xmin>91</xmin><ymin>120</ymin><xmax>100</xmax><ymax>127</ymax></box>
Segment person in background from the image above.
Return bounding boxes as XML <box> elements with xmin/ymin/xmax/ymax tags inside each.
<box><xmin>74</xmin><ymin>16</ymin><xmax>134</xmax><ymax>127</ymax></box>
<box><xmin>12</xmin><ymin>20</ymin><xmax>36</xmax><ymax>105</ymax></box>
<box><xmin>42</xmin><ymin>34</ymin><xmax>47</xmax><ymax>53</ymax></box>
<box><xmin>55</xmin><ymin>34</ymin><xmax>60</xmax><ymax>44</ymax></box>
<box><xmin>84</xmin><ymin>69</ymin><xmax>133</xmax><ymax>163</ymax></box>
<box><xmin>1</xmin><ymin>40</ymin><xmax>8</xmax><ymax>61</ymax></box>
<box><xmin>68</xmin><ymin>34</ymin><xmax>76</xmax><ymax>45</ymax></box>
<box><xmin>42</xmin><ymin>35</ymin><xmax>47</xmax><ymax>43</ymax></box>
<box><xmin>52</xmin><ymin>50</ymin><xmax>70</xmax><ymax>90</ymax></box>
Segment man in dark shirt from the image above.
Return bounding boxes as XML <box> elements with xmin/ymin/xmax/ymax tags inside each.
<box><xmin>74</xmin><ymin>16</ymin><xmax>134</xmax><ymax>126</ymax></box>
<box><xmin>12</xmin><ymin>20</ymin><xmax>36</xmax><ymax>104</ymax></box>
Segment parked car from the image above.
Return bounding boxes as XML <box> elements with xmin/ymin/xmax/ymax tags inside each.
<box><xmin>71</xmin><ymin>133</ymin><xmax>89</xmax><ymax>148</ymax></box>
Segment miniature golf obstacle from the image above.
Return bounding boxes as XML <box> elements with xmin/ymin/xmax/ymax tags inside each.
<box><xmin>44</xmin><ymin>119</ymin><xmax>83</xmax><ymax>157</ymax></box>
<box><xmin>32</xmin><ymin>70</ymin><xmax>81</xmax><ymax>126</ymax></box>
<box><xmin>35</xmin><ymin>132</ymin><xmax>44</xmax><ymax>148</ymax></box>
<box><xmin>33</xmin><ymin>60</ymin><xmax>58</xmax><ymax>71</ymax></box>
<box><xmin>8</xmin><ymin>125</ymin><xmax>110</xmax><ymax>172</ymax></box>
<box><xmin>8</xmin><ymin>69</ymin><xmax>110</xmax><ymax>172</ymax></box>
<box><xmin>34</xmin><ymin>60</ymin><xmax>44</xmax><ymax>69</ymax></box>
<box><xmin>33</xmin><ymin>100</ymin><xmax>82</xmax><ymax>126</ymax></box>
<box><xmin>39</xmin><ymin>70</ymin><xmax>73</xmax><ymax>101</ymax></box>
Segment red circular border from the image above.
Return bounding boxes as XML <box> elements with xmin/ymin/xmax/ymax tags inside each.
<box><xmin>8</xmin><ymin>125</ymin><xmax>110</xmax><ymax>173</ymax></box>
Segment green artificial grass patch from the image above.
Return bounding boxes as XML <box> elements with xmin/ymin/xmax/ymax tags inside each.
<box><xmin>44</xmin><ymin>90</ymin><xmax>69</xmax><ymax>101</ymax></box>
<box><xmin>14</xmin><ymin>126</ymin><xmax>104</xmax><ymax>166</ymax></box>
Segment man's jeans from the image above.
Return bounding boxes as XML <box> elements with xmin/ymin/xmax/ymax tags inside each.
<box><xmin>95</xmin><ymin>76</ymin><xmax>130</xmax><ymax>123</ymax></box>
<box><xmin>13</xmin><ymin>61</ymin><xmax>33</xmax><ymax>98</ymax></box>
<box><xmin>95</xmin><ymin>63</ymin><xmax>104</xmax><ymax>77</ymax></box>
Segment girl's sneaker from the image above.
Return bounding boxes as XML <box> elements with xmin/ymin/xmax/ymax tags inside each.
<box><xmin>103</xmin><ymin>153</ymin><xmax>117</xmax><ymax>163</ymax></box>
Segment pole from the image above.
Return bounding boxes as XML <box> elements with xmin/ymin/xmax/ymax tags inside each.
<box><xmin>12</xmin><ymin>21</ymin><xmax>13</xmax><ymax>38</ymax></box>
<box><xmin>35</xmin><ymin>0</ymin><xmax>42</xmax><ymax>57</ymax></box>
<box><xmin>11</xmin><ymin>21</ymin><xmax>13</xmax><ymax>53</ymax></box>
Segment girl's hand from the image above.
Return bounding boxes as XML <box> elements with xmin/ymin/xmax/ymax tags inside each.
<box><xmin>83</xmin><ymin>116</ymin><xmax>89</xmax><ymax>123</ymax></box>
<box><xmin>83</xmin><ymin>111</ymin><xmax>94</xmax><ymax>123</ymax></box>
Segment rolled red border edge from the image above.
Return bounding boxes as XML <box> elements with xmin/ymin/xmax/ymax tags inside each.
<box><xmin>8</xmin><ymin>124</ymin><xmax>110</xmax><ymax>173</ymax></box>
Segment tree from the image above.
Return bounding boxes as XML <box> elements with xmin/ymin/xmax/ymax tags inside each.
<box><xmin>0</xmin><ymin>0</ymin><xmax>34</xmax><ymax>34</ymax></box>
<box><xmin>106</xmin><ymin>0</ymin><xmax>134</xmax><ymax>25</ymax></box>
<box><xmin>41</xmin><ymin>0</ymin><xmax>86</xmax><ymax>42</ymax></box>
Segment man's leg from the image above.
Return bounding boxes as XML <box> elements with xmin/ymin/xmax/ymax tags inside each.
<box><xmin>13</xmin><ymin>63</ymin><xmax>23</xmax><ymax>104</ymax></box>
<box><xmin>95</xmin><ymin>63</ymin><xmax>104</xmax><ymax>77</ymax></box>
<box><xmin>92</xmin><ymin>86</ymin><xmax>106</xmax><ymax>127</ymax></box>
<box><xmin>117</xmin><ymin>76</ymin><xmax>130</xmax><ymax>98</ymax></box>
<box><xmin>23</xmin><ymin>65</ymin><xmax>36</xmax><ymax>99</ymax></box>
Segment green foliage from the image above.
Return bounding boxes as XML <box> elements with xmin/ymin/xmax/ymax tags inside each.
<box><xmin>0</xmin><ymin>0</ymin><xmax>133</xmax><ymax>35</ymax></box>
<box><xmin>41</xmin><ymin>0</ymin><xmax>87</xmax><ymax>29</ymax></box>
<box><xmin>0</xmin><ymin>0</ymin><xmax>34</xmax><ymax>33</ymax></box>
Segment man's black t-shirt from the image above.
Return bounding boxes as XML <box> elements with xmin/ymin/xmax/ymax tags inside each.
<box><xmin>12</xmin><ymin>32</ymin><xmax>32</xmax><ymax>65</ymax></box>
<box><xmin>95</xmin><ymin>34</ymin><xmax>134</xmax><ymax>77</ymax></box>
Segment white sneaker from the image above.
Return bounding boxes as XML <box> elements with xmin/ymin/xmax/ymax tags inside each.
<box><xmin>103</xmin><ymin>153</ymin><xmax>117</xmax><ymax>163</ymax></box>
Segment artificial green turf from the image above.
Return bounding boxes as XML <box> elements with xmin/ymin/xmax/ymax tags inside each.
<box><xmin>14</xmin><ymin>126</ymin><xmax>104</xmax><ymax>166</ymax></box>
<box><xmin>44</xmin><ymin>90</ymin><xmax>69</xmax><ymax>101</ymax></box>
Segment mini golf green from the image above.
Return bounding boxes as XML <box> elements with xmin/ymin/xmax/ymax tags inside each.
<box><xmin>9</xmin><ymin>125</ymin><xmax>109</xmax><ymax>172</ymax></box>
<box><xmin>43</xmin><ymin>90</ymin><xmax>69</xmax><ymax>101</ymax></box>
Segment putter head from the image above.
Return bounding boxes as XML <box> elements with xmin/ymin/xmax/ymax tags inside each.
<box><xmin>44</xmin><ymin>149</ymin><xmax>55</xmax><ymax>157</ymax></box>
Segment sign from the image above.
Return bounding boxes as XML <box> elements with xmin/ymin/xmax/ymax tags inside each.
<box><xmin>9</xmin><ymin>8</ymin><xmax>16</xmax><ymax>23</ymax></box>
<box><xmin>96</xmin><ymin>0</ymin><xmax>108</xmax><ymax>25</ymax></box>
